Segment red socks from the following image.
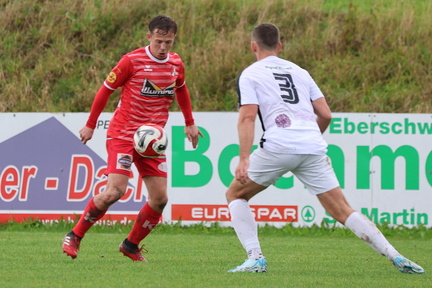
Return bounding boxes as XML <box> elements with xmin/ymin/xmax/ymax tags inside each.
<box><xmin>127</xmin><ymin>202</ymin><xmax>162</xmax><ymax>245</ymax></box>
<box><xmin>72</xmin><ymin>198</ymin><xmax>107</xmax><ymax>238</ymax></box>
<box><xmin>71</xmin><ymin>199</ymin><xmax>161</xmax><ymax>244</ymax></box>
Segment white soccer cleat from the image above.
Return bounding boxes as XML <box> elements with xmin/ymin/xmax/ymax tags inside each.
<box><xmin>392</xmin><ymin>256</ymin><xmax>425</xmax><ymax>274</ymax></box>
<box><xmin>228</xmin><ymin>258</ymin><xmax>268</xmax><ymax>273</ymax></box>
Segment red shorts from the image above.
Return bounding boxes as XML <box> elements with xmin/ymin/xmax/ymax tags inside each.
<box><xmin>105</xmin><ymin>138</ymin><xmax>167</xmax><ymax>178</ymax></box>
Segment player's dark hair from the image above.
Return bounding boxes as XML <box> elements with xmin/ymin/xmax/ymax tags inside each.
<box><xmin>252</xmin><ymin>23</ymin><xmax>280</xmax><ymax>50</ymax></box>
<box><xmin>148</xmin><ymin>15</ymin><xmax>177</xmax><ymax>35</ymax></box>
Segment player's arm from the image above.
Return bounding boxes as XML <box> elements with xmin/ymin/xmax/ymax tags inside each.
<box><xmin>79</xmin><ymin>56</ymin><xmax>131</xmax><ymax>144</ymax></box>
<box><xmin>175</xmin><ymin>83</ymin><xmax>203</xmax><ymax>148</ymax></box>
<box><xmin>312</xmin><ymin>97</ymin><xmax>332</xmax><ymax>133</ymax></box>
<box><xmin>79</xmin><ymin>85</ymin><xmax>115</xmax><ymax>144</ymax></box>
<box><xmin>236</xmin><ymin>104</ymin><xmax>258</xmax><ymax>184</ymax></box>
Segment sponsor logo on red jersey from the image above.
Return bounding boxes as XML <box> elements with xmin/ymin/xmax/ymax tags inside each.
<box><xmin>117</xmin><ymin>154</ymin><xmax>132</xmax><ymax>170</ymax></box>
<box><xmin>106</xmin><ymin>71</ymin><xmax>117</xmax><ymax>83</ymax></box>
<box><xmin>140</xmin><ymin>79</ymin><xmax>176</xmax><ymax>97</ymax></box>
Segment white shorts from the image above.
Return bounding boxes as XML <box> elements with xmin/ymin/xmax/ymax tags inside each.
<box><xmin>248</xmin><ymin>148</ymin><xmax>340</xmax><ymax>195</ymax></box>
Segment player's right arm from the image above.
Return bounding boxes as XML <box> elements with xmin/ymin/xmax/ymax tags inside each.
<box><xmin>236</xmin><ymin>104</ymin><xmax>258</xmax><ymax>184</ymax></box>
<box><xmin>235</xmin><ymin>71</ymin><xmax>259</xmax><ymax>184</ymax></box>
<box><xmin>79</xmin><ymin>56</ymin><xmax>132</xmax><ymax>144</ymax></box>
<box><xmin>79</xmin><ymin>85</ymin><xmax>114</xmax><ymax>144</ymax></box>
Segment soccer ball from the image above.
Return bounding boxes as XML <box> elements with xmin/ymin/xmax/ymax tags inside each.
<box><xmin>133</xmin><ymin>124</ymin><xmax>168</xmax><ymax>157</ymax></box>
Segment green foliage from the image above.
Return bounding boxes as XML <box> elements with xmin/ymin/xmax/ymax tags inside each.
<box><xmin>2</xmin><ymin>219</ymin><xmax>432</xmax><ymax>239</ymax></box>
<box><xmin>1</xmin><ymin>0</ymin><xmax>431</xmax><ymax>113</ymax></box>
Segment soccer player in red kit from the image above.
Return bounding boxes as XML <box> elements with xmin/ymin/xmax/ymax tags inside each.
<box><xmin>62</xmin><ymin>15</ymin><xmax>203</xmax><ymax>261</ymax></box>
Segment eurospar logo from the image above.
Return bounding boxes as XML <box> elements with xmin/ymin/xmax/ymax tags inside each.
<box><xmin>171</xmin><ymin>204</ymin><xmax>298</xmax><ymax>222</ymax></box>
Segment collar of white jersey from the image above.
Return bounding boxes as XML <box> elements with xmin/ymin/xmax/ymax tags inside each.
<box><xmin>145</xmin><ymin>46</ymin><xmax>170</xmax><ymax>63</ymax></box>
<box><xmin>260</xmin><ymin>55</ymin><xmax>279</xmax><ymax>61</ymax></box>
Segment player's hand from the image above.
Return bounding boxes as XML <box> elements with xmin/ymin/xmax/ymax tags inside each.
<box><xmin>235</xmin><ymin>159</ymin><xmax>250</xmax><ymax>184</ymax></box>
<box><xmin>79</xmin><ymin>126</ymin><xmax>94</xmax><ymax>144</ymax></box>
<box><xmin>184</xmin><ymin>125</ymin><xmax>204</xmax><ymax>149</ymax></box>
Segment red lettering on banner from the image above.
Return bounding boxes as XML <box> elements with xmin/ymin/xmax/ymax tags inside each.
<box><xmin>250</xmin><ymin>206</ymin><xmax>297</xmax><ymax>221</ymax></box>
<box><xmin>0</xmin><ymin>166</ymin><xmax>19</xmax><ymax>201</ymax></box>
<box><xmin>190</xmin><ymin>206</ymin><xmax>230</xmax><ymax>220</ymax></box>
<box><xmin>0</xmin><ymin>165</ymin><xmax>37</xmax><ymax>202</ymax></box>
<box><xmin>172</xmin><ymin>204</ymin><xmax>298</xmax><ymax>222</ymax></box>
<box><xmin>68</xmin><ymin>155</ymin><xmax>94</xmax><ymax>201</ymax></box>
<box><xmin>0</xmin><ymin>213</ymin><xmax>137</xmax><ymax>224</ymax></box>
<box><xmin>21</xmin><ymin>166</ymin><xmax>37</xmax><ymax>200</ymax></box>
<box><xmin>45</xmin><ymin>178</ymin><xmax>58</xmax><ymax>190</ymax></box>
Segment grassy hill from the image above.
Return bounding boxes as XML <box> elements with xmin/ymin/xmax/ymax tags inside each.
<box><xmin>1</xmin><ymin>0</ymin><xmax>431</xmax><ymax>113</ymax></box>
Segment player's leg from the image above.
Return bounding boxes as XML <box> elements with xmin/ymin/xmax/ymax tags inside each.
<box><xmin>62</xmin><ymin>173</ymin><xmax>129</xmax><ymax>259</ymax></box>
<box><xmin>315</xmin><ymin>187</ymin><xmax>354</xmax><ymax>224</ymax></box>
<box><xmin>296</xmin><ymin>155</ymin><xmax>424</xmax><ymax>273</ymax></box>
<box><xmin>317</xmin><ymin>186</ymin><xmax>424</xmax><ymax>273</ymax></box>
<box><xmin>119</xmin><ymin>176</ymin><xmax>166</xmax><ymax>261</ymax></box>
<box><xmin>226</xmin><ymin>148</ymin><xmax>294</xmax><ymax>272</ymax></box>
<box><xmin>318</xmin><ymin>187</ymin><xmax>400</xmax><ymax>256</ymax></box>
<box><xmin>226</xmin><ymin>178</ymin><xmax>268</xmax><ymax>272</ymax></box>
<box><xmin>227</xmin><ymin>177</ymin><xmax>267</xmax><ymax>258</ymax></box>
<box><xmin>126</xmin><ymin>175</ymin><xmax>167</xmax><ymax>244</ymax></box>
<box><xmin>119</xmin><ymin>157</ymin><xmax>167</xmax><ymax>261</ymax></box>
<box><xmin>63</xmin><ymin>138</ymin><xmax>132</xmax><ymax>259</ymax></box>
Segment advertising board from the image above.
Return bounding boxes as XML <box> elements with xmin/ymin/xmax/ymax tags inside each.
<box><xmin>0</xmin><ymin>112</ymin><xmax>431</xmax><ymax>227</ymax></box>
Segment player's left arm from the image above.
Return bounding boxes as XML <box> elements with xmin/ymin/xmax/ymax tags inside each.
<box><xmin>175</xmin><ymin>83</ymin><xmax>203</xmax><ymax>148</ymax></box>
<box><xmin>308</xmin><ymin>73</ymin><xmax>331</xmax><ymax>134</ymax></box>
<box><xmin>312</xmin><ymin>97</ymin><xmax>332</xmax><ymax>133</ymax></box>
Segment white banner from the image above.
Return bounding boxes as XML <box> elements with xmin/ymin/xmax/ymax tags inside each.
<box><xmin>0</xmin><ymin>112</ymin><xmax>431</xmax><ymax>227</ymax></box>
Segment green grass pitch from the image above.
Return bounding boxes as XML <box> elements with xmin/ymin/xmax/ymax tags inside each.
<box><xmin>0</xmin><ymin>222</ymin><xmax>430</xmax><ymax>287</ymax></box>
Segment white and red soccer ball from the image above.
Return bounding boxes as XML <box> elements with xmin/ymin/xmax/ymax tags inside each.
<box><xmin>133</xmin><ymin>124</ymin><xmax>168</xmax><ymax>157</ymax></box>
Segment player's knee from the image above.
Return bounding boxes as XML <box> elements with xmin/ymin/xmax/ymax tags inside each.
<box><xmin>148</xmin><ymin>195</ymin><xmax>168</xmax><ymax>212</ymax></box>
<box><xmin>329</xmin><ymin>207</ymin><xmax>355</xmax><ymax>224</ymax></box>
<box><xmin>152</xmin><ymin>195</ymin><xmax>168</xmax><ymax>207</ymax></box>
<box><xmin>94</xmin><ymin>188</ymin><xmax>124</xmax><ymax>208</ymax></box>
<box><xmin>226</xmin><ymin>187</ymin><xmax>248</xmax><ymax>203</ymax></box>
<box><xmin>158</xmin><ymin>202</ymin><xmax>167</xmax><ymax>211</ymax></box>
<box><xmin>225</xmin><ymin>187</ymin><xmax>236</xmax><ymax>203</ymax></box>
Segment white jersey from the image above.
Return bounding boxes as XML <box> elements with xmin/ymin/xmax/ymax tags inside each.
<box><xmin>237</xmin><ymin>56</ymin><xmax>328</xmax><ymax>155</ymax></box>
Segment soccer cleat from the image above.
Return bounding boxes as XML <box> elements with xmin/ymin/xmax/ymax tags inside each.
<box><xmin>62</xmin><ymin>232</ymin><xmax>81</xmax><ymax>259</ymax></box>
<box><xmin>228</xmin><ymin>258</ymin><xmax>268</xmax><ymax>273</ymax></box>
<box><xmin>119</xmin><ymin>240</ymin><xmax>148</xmax><ymax>262</ymax></box>
<box><xmin>392</xmin><ymin>256</ymin><xmax>425</xmax><ymax>274</ymax></box>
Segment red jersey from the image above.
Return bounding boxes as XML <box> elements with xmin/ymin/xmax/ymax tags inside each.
<box><xmin>87</xmin><ymin>46</ymin><xmax>193</xmax><ymax>141</ymax></box>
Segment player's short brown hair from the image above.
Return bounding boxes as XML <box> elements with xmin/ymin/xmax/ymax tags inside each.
<box><xmin>148</xmin><ymin>15</ymin><xmax>177</xmax><ymax>35</ymax></box>
<box><xmin>252</xmin><ymin>23</ymin><xmax>280</xmax><ymax>50</ymax></box>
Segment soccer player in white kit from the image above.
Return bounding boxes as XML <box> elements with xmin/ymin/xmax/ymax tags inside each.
<box><xmin>226</xmin><ymin>23</ymin><xmax>424</xmax><ymax>274</ymax></box>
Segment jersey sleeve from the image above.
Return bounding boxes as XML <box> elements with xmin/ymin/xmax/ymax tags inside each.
<box><xmin>308</xmin><ymin>73</ymin><xmax>325</xmax><ymax>101</ymax></box>
<box><xmin>175</xmin><ymin>61</ymin><xmax>186</xmax><ymax>88</ymax></box>
<box><xmin>85</xmin><ymin>56</ymin><xmax>132</xmax><ymax>129</ymax></box>
<box><xmin>175</xmin><ymin>83</ymin><xmax>195</xmax><ymax>126</ymax></box>
<box><xmin>85</xmin><ymin>85</ymin><xmax>115</xmax><ymax>129</ymax></box>
<box><xmin>237</xmin><ymin>71</ymin><xmax>259</xmax><ymax>107</ymax></box>
<box><xmin>104</xmin><ymin>56</ymin><xmax>133</xmax><ymax>90</ymax></box>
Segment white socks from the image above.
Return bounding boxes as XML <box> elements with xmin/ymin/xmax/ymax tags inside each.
<box><xmin>345</xmin><ymin>211</ymin><xmax>400</xmax><ymax>260</ymax></box>
<box><xmin>229</xmin><ymin>201</ymin><xmax>399</xmax><ymax>261</ymax></box>
<box><xmin>229</xmin><ymin>199</ymin><xmax>263</xmax><ymax>260</ymax></box>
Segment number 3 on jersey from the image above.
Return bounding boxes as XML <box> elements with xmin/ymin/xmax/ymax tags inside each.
<box><xmin>273</xmin><ymin>73</ymin><xmax>299</xmax><ymax>104</ymax></box>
